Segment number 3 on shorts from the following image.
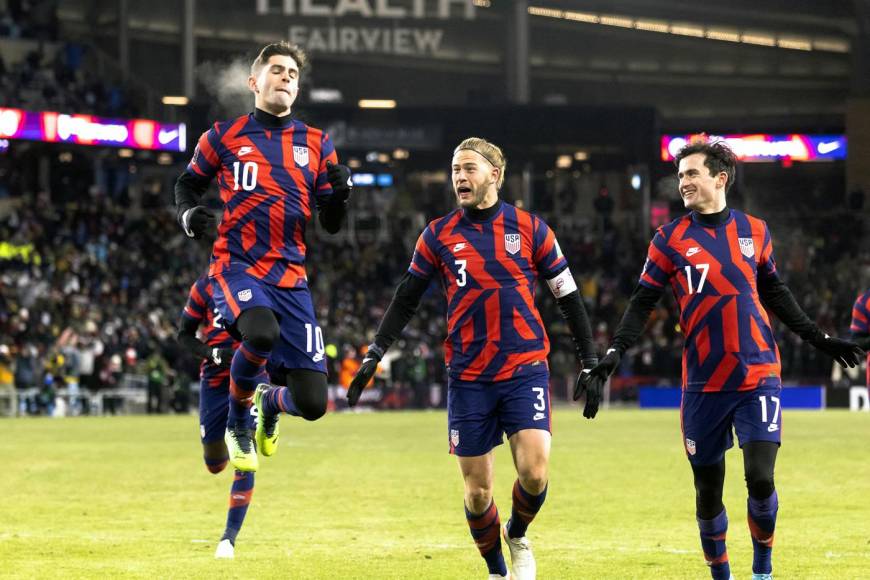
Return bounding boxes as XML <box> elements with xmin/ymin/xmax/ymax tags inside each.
<box><xmin>532</xmin><ymin>387</ymin><xmax>546</xmax><ymax>411</ymax></box>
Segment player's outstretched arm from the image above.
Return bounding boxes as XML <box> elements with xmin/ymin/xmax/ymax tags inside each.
<box><xmin>576</xmin><ymin>283</ymin><xmax>664</xmax><ymax>418</ymax></box>
<box><xmin>347</xmin><ymin>272</ymin><xmax>428</xmax><ymax>406</ymax></box>
<box><xmin>175</xmin><ymin>172</ymin><xmax>216</xmax><ymax>239</ymax></box>
<box><xmin>758</xmin><ymin>272</ymin><xmax>864</xmax><ymax>367</ymax></box>
<box><xmin>176</xmin><ymin>315</ymin><xmax>233</xmax><ymax>368</ymax></box>
<box><xmin>317</xmin><ymin>161</ymin><xmax>353</xmax><ymax>234</ymax></box>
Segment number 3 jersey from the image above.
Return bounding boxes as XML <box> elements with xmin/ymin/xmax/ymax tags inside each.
<box><xmin>185</xmin><ymin>114</ymin><xmax>339</xmax><ymax>289</ymax></box>
<box><xmin>639</xmin><ymin>209</ymin><xmax>781</xmax><ymax>392</ymax></box>
<box><xmin>408</xmin><ymin>201</ymin><xmax>567</xmax><ymax>383</ymax></box>
<box><xmin>182</xmin><ymin>275</ymin><xmax>238</xmax><ymax>386</ymax></box>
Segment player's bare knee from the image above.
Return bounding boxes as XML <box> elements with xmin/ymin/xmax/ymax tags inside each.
<box><xmin>464</xmin><ymin>486</ymin><xmax>493</xmax><ymax>514</ymax></box>
<box><xmin>519</xmin><ymin>471</ymin><xmax>548</xmax><ymax>495</ymax></box>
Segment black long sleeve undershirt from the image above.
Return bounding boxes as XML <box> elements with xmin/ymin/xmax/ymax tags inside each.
<box><xmin>611</xmin><ymin>284</ymin><xmax>664</xmax><ymax>355</ymax></box>
<box><xmin>555</xmin><ymin>288</ymin><xmax>597</xmax><ymax>365</ymax></box>
<box><xmin>757</xmin><ymin>270</ymin><xmax>825</xmax><ymax>342</ymax></box>
<box><xmin>176</xmin><ymin>315</ymin><xmax>211</xmax><ymax>360</ymax></box>
<box><xmin>372</xmin><ymin>272</ymin><xmax>430</xmax><ymax>352</ymax></box>
<box><xmin>174</xmin><ymin>171</ymin><xmax>210</xmax><ymax>225</ymax></box>
<box><xmin>317</xmin><ymin>197</ymin><xmax>347</xmax><ymax>233</ymax></box>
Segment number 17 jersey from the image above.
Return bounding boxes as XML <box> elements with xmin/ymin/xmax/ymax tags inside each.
<box><xmin>639</xmin><ymin>209</ymin><xmax>781</xmax><ymax>392</ymax></box>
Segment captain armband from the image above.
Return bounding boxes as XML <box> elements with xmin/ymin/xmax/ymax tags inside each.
<box><xmin>546</xmin><ymin>267</ymin><xmax>578</xmax><ymax>299</ymax></box>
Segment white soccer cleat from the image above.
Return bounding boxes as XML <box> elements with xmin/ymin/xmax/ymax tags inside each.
<box><xmin>502</xmin><ymin>524</ymin><xmax>535</xmax><ymax>580</ymax></box>
<box><xmin>751</xmin><ymin>575</ymin><xmax>773</xmax><ymax>580</ymax></box>
<box><xmin>214</xmin><ymin>538</ymin><xmax>234</xmax><ymax>559</ymax></box>
<box><xmin>488</xmin><ymin>574</ymin><xmax>510</xmax><ymax>580</ymax></box>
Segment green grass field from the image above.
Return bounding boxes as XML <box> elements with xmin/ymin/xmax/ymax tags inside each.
<box><xmin>1</xmin><ymin>408</ymin><xmax>869</xmax><ymax>579</ymax></box>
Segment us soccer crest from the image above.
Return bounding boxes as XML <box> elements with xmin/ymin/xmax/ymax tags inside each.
<box><xmin>293</xmin><ymin>145</ymin><xmax>309</xmax><ymax>167</ymax></box>
<box><xmin>504</xmin><ymin>233</ymin><xmax>521</xmax><ymax>255</ymax></box>
<box><xmin>738</xmin><ymin>237</ymin><xmax>755</xmax><ymax>258</ymax></box>
<box><xmin>450</xmin><ymin>429</ymin><xmax>460</xmax><ymax>447</ymax></box>
<box><xmin>685</xmin><ymin>437</ymin><xmax>696</xmax><ymax>456</ymax></box>
<box><xmin>237</xmin><ymin>289</ymin><xmax>253</xmax><ymax>302</ymax></box>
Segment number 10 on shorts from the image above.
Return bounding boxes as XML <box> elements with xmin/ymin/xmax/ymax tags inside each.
<box><xmin>305</xmin><ymin>323</ymin><xmax>324</xmax><ymax>357</ymax></box>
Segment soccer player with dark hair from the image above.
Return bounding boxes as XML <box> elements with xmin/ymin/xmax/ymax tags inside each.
<box><xmin>175</xmin><ymin>41</ymin><xmax>353</xmax><ymax>472</ymax></box>
<box><xmin>850</xmin><ymin>287</ymin><xmax>870</xmax><ymax>388</ymax></box>
<box><xmin>176</xmin><ymin>274</ymin><xmax>255</xmax><ymax>559</ymax></box>
<box><xmin>348</xmin><ymin>137</ymin><xmax>599</xmax><ymax>580</ymax></box>
<box><xmin>581</xmin><ymin>140</ymin><xmax>864</xmax><ymax>580</ymax></box>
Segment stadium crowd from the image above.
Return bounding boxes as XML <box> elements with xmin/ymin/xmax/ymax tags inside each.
<box><xmin>1</xmin><ymin>153</ymin><xmax>866</xmax><ymax>416</ymax></box>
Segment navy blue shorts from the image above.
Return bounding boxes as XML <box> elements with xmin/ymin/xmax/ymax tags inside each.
<box><xmin>198</xmin><ymin>376</ymin><xmax>256</xmax><ymax>444</ymax></box>
<box><xmin>447</xmin><ymin>371</ymin><xmax>551</xmax><ymax>457</ymax></box>
<box><xmin>211</xmin><ymin>268</ymin><xmax>327</xmax><ymax>375</ymax></box>
<box><xmin>681</xmin><ymin>380</ymin><xmax>783</xmax><ymax>466</ymax></box>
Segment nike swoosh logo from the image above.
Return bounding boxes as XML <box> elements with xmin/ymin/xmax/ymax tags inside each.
<box><xmin>157</xmin><ymin>129</ymin><xmax>178</xmax><ymax>145</ymax></box>
<box><xmin>816</xmin><ymin>141</ymin><xmax>839</xmax><ymax>154</ymax></box>
<box><xmin>686</xmin><ymin>247</ymin><xmax>701</xmax><ymax>257</ymax></box>
<box><xmin>453</xmin><ymin>243</ymin><xmax>466</xmax><ymax>252</ymax></box>
<box><xmin>238</xmin><ymin>147</ymin><xmax>254</xmax><ymax>156</ymax></box>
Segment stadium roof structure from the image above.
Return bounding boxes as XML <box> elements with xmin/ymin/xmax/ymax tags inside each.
<box><xmin>56</xmin><ymin>0</ymin><xmax>865</xmax><ymax>130</ymax></box>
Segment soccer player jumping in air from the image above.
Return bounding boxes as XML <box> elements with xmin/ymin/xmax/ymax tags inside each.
<box><xmin>581</xmin><ymin>140</ymin><xmax>864</xmax><ymax>580</ymax></box>
<box><xmin>348</xmin><ymin>138</ymin><xmax>599</xmax><ymax>580</ymax></box>
<box><xmin>175</xmin><ymin>41</ymin><xmax>353</xmax><ymax>472</ymax></box>
<box><xmin>177</xmin><ymin>274</ymin><xmax>254</xmax><ymax>559</ymax></box>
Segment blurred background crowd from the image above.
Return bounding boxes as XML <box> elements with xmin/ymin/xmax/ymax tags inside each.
<box><xmin>1</xmin><ymin>0</ymin><xmax>868</xmax><ymax>416</ymax></box>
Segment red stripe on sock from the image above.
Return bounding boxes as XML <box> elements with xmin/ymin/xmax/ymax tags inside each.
<box><xmin>229</xmin><ymin>379</ymin><xmax>255</xmax><ymax>405</ymax></box>
<box><xmin>229</xmin><ymin>489</ymin><xmax>253</xmax><ymax>508</ymax></box>
<box><xmin>705</xmin><ymin>552</ymin><xmax>729</xmax><ymax>566</ymax></box>
<box><xmin>747</xmin><ymin>516</ymin><xmax>775</xmax><ymax>546</ymax></box>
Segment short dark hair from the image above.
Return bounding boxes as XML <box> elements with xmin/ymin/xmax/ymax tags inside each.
<box><xmin>674</xmin><ymin>140</ymin><xmax>737</xmax><ymax>193</ymax></box>
<box><xmin>251</xmin><ymin>41</ymin><xmax>307</xmax><ymax>76</ymax></box>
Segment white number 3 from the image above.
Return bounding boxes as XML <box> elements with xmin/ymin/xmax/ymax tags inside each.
<box><xmin>455</xmin><ymin>259</ymin><xmax>467</xmax><ymax>287</ymax></box>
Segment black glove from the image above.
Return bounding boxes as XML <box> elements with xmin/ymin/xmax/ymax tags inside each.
<box><xmin>574</xmin><ymin>349</ymin><xmax>621</xmax><ymax>419</ymax></box>
<box><xmin>326</xmin><ymin>161</ymin><xmax>353</xmax><ymax>203</ymax></box>
<box><xmin>210</xmin><ymin>347</ymin><xmax>235</xmax><ymax>369</ymax></box>
<box><xmin>808</xmin><ymin>334</ymin><xmax>865</xmax><ymax>368</ymax></box>
<box><xmin>180</xmin><ymin>205</ymin><xmax>216</xmax><ymax>239</ymax></box>
<box><xmin>347</xmin><ymin>344</ymin><xmax>383</xmax><ymax>407</ymax></box>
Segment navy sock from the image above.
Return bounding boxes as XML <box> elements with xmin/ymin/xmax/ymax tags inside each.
<box><xmin>228</xmin><ymin>343</ymin><xmax>269</xmax><ymax>425</ymax></box>
<box><xmin>507</xmin><ymin>479</ymin><xmax>547</xmax><ymax>539</ymax></box>
<box><xmin>465</xmin><ymin>501</ymin><xmax>507</xmax><ymax>576</ymax></box>
<box><xmin>260</xmin><ymin>386</ymin><xmax>302</xmax><ymax>417</ymax></box>
<box><xmin>698</xmin><ymin>509</ymin><xmax>730</xmax><ymax>580</ymax></box>
<box><xmin>221</xmin><ymin>470</ymin><xmax>254</xmax><ymax>544</ymax></box>
<box><xmin>748</xmin><ymin>491</ymin><xmax>778</xmax><ymax>575</ymax></box>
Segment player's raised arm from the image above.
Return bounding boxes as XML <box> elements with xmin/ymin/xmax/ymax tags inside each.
<box><xmin>755</xmin><ymin>228</ymin><xmax>864</xmax><ymax>367</ymax></box>
<box><xmin>174</xmin><ymin>128</ymin><xmax>220</xmax><ymax>239</ymax></box>
<box><xmin>313</xmin><ymin>132</ymin><xmax>353</xmax><ymax>233</ymax></box>
<box><xmin>347</xmin><ymin>226</ymin><xmax>438</xmax><ymax>406</ymax></box>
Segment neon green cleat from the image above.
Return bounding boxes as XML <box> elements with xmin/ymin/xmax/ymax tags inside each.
<box><xmin>224</xmin><ymin>422</ymin><xmax>258</xmax><ymax>472</ymax></box>
<box><xmin>253</xmin><ymin>383</ymin><xmax>280</xmax><ymax>457</ymax></box>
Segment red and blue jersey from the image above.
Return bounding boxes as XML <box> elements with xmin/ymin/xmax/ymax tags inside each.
<box><xmin>851</xmin><ymin>290</ymin><xmax>870</xmax><ymax>336</ymax></box>
<box><xmin>639</xmin><ymin>209</ymin><xmax>781</xmax><ymax>392</ymax></box>
<box><xmin>182</xmin><ymin>275</ymin><xmax>239</xmax><ymax>387</ymax></box>
<box><xmin>185</xmin><ymin>114</ymin><xmax>338</xmax><ymax>288</ymax></box>
<box><xmin>408</xmin><ymin>201</ymin><xmax>567</xmax><ymax>383</ymax></box>
<box><xmin>851</xmin><ymin>289</ymin><xmax>870</xmax><ymax>385</ymax></box>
